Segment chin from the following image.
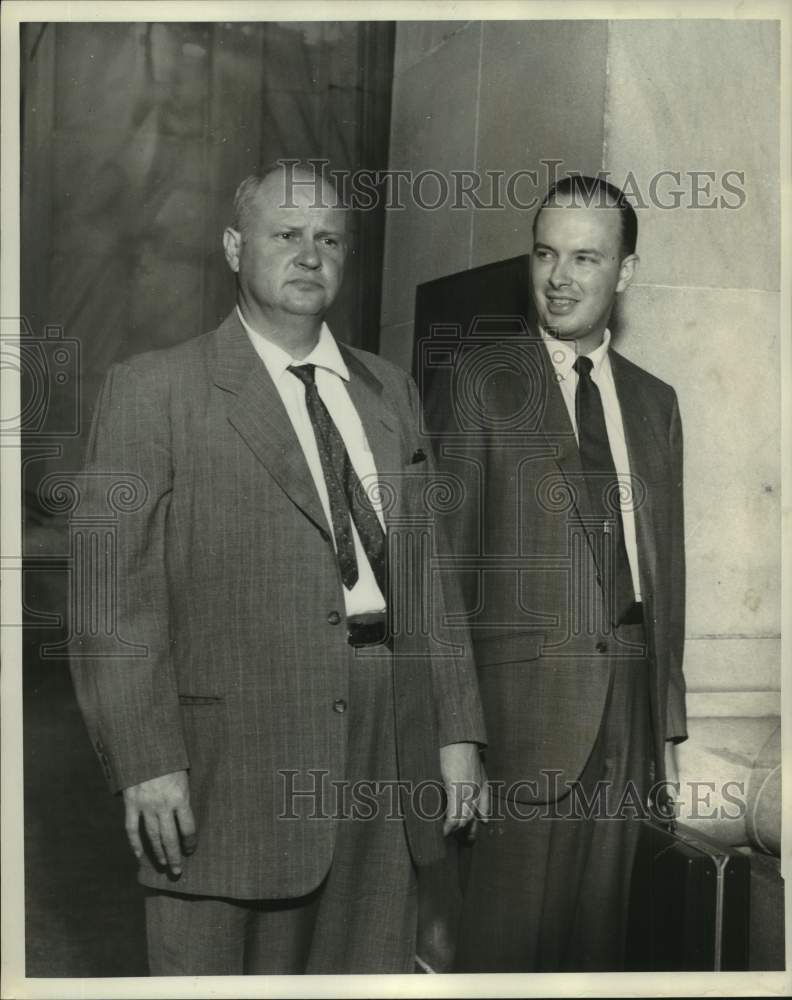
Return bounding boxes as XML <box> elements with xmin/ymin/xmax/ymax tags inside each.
<box><xmin>285</xmin><ymin>295</ymin><xmax>327</xmax><ymax>314</ymax></box>
<box><xmin>287</xmin><ymin>303</ymin><xmax>327</xmax><ymax>318</ymax></box>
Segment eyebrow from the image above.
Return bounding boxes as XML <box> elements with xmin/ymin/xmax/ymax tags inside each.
<box><xmin>533</xmin><ymin>242</ymin><xmax>604</xmax><ymax>256</ymax></box>
<box><xmin>271</xmin><ymin>224</ymin><xmax>346</xmax><ymax>237</ymax></box>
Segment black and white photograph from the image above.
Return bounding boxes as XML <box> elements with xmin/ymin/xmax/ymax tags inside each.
<box><xmin>1</xmin><ymin>1</ymin><xmax>789</xmax><ymax>997</ymax></box>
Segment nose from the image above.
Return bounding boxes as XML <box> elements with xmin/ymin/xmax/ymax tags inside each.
<box><xmin>548</xmin><ymin>257</ymin><xmax>571</xmax><ymax>287</ymax></box>
<box><xmin>295</xmin><ymin>234</ymin><xmax>320</xmax><ymax>269</ymax></box>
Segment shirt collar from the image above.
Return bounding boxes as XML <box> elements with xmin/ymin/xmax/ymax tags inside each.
<box><xmin>539</xmin><ymin>326</ymin><xmax>612</xmax><ymax>380</ymax></box>
<box><xmin>237</xmin><ymin>306</ymin><xmax>350</xmax><ymax>383</ymax></box>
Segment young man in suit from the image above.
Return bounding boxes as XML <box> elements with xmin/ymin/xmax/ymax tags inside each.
<box><xmin>439</xmin><ymin>175</ymin><xmax>687</xmax><ymax>971</ymax></box>
<box><xmin>70</xmin><ymin>162</ymin><xmax>487</xmax><ymax>975</ymax></box>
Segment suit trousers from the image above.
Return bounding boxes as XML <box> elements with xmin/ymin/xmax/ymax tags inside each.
<box><xmin>146</xmin><ymin>645</ymin><xmax>418</xmax><ymax>975</ymax></box>
<box><xmin>455</xmin><ymin>624</ymin><xmax>652</xmax><ymax>972</ymax></box>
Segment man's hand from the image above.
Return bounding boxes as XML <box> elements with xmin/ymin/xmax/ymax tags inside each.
<box><xmin>122</xmin><ymin>770</ymin><xmax>197</xmax><ymax>875</ymax></box>
<box><xmin>439</xmin><ymin>742</ymin><xmax>490</xmax><ymax>837</ymax></box>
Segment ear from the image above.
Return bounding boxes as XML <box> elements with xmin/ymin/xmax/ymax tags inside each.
<box><xmin>616</xmin><ymin>253</ymin><xmax>639</xmax><ymax>293</ymax></box>
<box><xmin>223</xmin><ymin>227</ymin><xmax>242</xmax><ymax>273</ymax></box>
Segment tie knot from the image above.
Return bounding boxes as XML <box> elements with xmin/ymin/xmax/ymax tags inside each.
<box><xmin>288</xmin><ymin>363</ymin><xmax>316</xmax><ymax>386</ymax></box>
<box><xmin>573</xmin><ymin>355</ymin><xmax>594</xmax><ymax>378</ymax></box>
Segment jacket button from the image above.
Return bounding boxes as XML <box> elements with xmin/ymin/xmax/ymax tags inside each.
<box><xmin>596</xmin><ymin>641</ymin><xmax>608</xmax><ymax>654</ymax></box>
<box><xmin>333</xmin><ymin>699</ymin><xmax>347</xmax><ymax>713</ymax></box>
<box><xmin>327</xmin><ymin>611</ymin><xmax>341</xmax><ymax>625</ymax></box>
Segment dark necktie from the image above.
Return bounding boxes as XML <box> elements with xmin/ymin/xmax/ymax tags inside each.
<box><xmin>288</xmin><ymin>363</ymin><xmax>386</xmax><ymax>594</ymax></box>
<box><xmin>573</xmin><ymin>355</ymin><xmax>634</xmax><ymax>624</ymax></box>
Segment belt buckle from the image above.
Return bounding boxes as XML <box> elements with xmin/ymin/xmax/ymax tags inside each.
<box><xmin>347</xmin><ymin>613</ymin><xmax>388</xmax><ymax>648</ymax></box>
<box><xmin>617</xmin><ymin>601</ymin><xmax>644</xmax><ymax>627</ymax></box>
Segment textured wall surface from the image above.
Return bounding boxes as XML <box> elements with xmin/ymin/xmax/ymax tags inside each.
<box><xmin>380</xmin><ymin>19</ymin><xmax>782</xmax><ymax>799</ymax></box>
<box><xmin>603</xmin><ymin>20</ymin><xmax>781</xmax><ymax>716</ymax></box>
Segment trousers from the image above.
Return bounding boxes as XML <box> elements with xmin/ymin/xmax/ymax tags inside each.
<box><xmin>455</xmin><ymin>629</ymin><xmax>652</xmax><ymax>972</ymax></box>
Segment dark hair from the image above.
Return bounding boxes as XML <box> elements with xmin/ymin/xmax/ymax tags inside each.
<box><xmin>533</xmin><ymin>174</ymin><xmax>638</xmax><ymax>257</ymax></box>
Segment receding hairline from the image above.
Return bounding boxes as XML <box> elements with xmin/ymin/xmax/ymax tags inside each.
<box><xmin>231</xmin><ymin>164</ymin><xmax>345</xmax><ymax>235</ymax></box>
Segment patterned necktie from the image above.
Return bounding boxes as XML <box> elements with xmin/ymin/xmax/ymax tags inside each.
<box><xmin>288</xmin><ymin>363</ymin><xmax>386</xmax><ymax>594</ymax></box>
<box><xmin>573</xmin><ymin>355</ymin><xmax>634</xmax><ymax>624</ymax></box>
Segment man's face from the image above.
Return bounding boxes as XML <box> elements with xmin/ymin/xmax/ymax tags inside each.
<box><xmin>225</xmin><ymin>173</ymin><xmax>347</xmax><ymax>321</ymax></box>
<box><xmin>530</xmin><ymin>195</ymin><xmax>637</xmax><ymax>351</ymax></box>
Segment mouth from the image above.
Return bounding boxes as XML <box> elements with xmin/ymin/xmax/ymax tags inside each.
<box><xmin>288</xmin><ymin>279</ymin><xmax>324</xmax><ymax>290</ymax></box>
<box><xmin>544</xmin><ymin>294</ymin><xmax>578</xmax><ymax>315</ymax></box>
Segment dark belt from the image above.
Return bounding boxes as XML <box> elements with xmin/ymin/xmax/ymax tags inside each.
<box><xmin>617</xmin><ymin>600</ymin><xmax>644</xmax><ymax>626</ymax></box>
<box><xmin>347</xmin><ymin>612</ymin><xmax>390</xmax><ymax>648</ymax></box>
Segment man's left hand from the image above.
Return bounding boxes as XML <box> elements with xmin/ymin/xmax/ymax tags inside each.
<box><xmin>439</xmin><ymin>741</ymin><xmax>489</xmax><ymax>836</ymax></box>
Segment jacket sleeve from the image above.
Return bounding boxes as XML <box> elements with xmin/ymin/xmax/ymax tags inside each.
<box><xmin>405</xmin><ymin>372</ymin><xmax>487</xmax><ymax>749</ymax></box>
<box><xmin>69</xmin><ymin>360</ymin><xmax>189</xmax><ymax>792</ymax></box>
<box><xmin>665</xmin><ymin>393</ymin><xmax>688</xmax><ymax>744</ymax></box>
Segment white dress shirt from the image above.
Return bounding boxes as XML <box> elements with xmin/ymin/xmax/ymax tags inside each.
<box><xmin>238</xmin><ymin>307</ymin><xmax>386</xmax><ymax>616</ymax></box>
<box><xmin>540</xmin><ymin>328</ymin><xmax>642</xmax><ymax>602</ymax></box>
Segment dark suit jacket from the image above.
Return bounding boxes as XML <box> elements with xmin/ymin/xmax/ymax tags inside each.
<box><xmin>430</xmin><ymin>333</ymin><xmax>686</xmax><ymax>801</ymax></box>
<box><xmin>70</xmin><ymin>311</ymin><xmax>485</xmax><ymax>899</ymax></box>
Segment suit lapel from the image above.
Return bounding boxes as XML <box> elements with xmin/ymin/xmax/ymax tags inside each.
<box><xmin>210</xmin><ymin>312</ymin><xmax>328</xmax><ymax>533</ymax></box>
<box><xmin>609</xmin><ymin>349</ymin><xmax>667</xmax><ymax>602</ymax></box>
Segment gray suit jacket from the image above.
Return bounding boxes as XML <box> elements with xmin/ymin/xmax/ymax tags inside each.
<box><xmin>431</xmin><ymin>334</ymin><xmax>686</xmax><ymax>801</ymax></box>
<box><xmin>70</xmin><ymin>311</ymin><xmax>486</xmax><ymax>899</ymax></box>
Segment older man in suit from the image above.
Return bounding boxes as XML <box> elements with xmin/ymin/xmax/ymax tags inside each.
<box><xmin>70</xmin><ymin>162</ymin><xmax>487</xmax><ymax>975</ymax></box>
<box><xmin>431</xmin><ymin>175</ymin><xmax>687</xmax><ymax>971</ymax></box>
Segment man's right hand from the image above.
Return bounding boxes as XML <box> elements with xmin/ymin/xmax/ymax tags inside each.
<box><xmin>122</xmin><ymin>770</ymin><xmax>197</xmax><ymax>876</ymax></box>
